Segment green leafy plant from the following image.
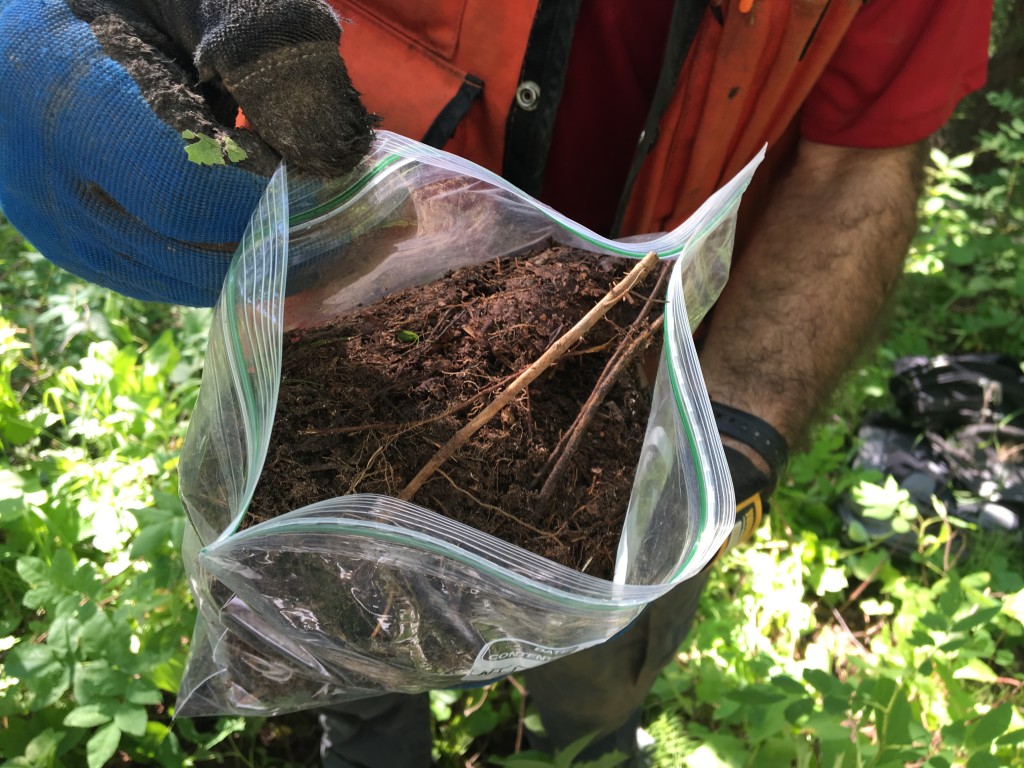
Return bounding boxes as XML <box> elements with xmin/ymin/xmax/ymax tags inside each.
<box><xmin>181</xmin><ymin>130</ymin><xmax>249</xmax><ymax>166</ymax></box>
<box><xmin>0</xmin><ymin>221</ymin><xmax>233</xmax><ymax>767</ymax></box>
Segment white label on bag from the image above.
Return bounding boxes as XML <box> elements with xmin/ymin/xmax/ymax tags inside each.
<box><xmin>463</xmin><ymin>637</ymin><xmax>603</xmax><ymax>681</ymax></box>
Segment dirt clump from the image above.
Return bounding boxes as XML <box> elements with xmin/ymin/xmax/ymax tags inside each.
<box><xmin>247</xmin><ymin>244</ymin><xmax>664</xmax><ymax>579</ymax></box>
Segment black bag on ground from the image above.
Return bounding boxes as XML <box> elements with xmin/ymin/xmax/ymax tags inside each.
<box><xmin>839</xmin><ymin>354</ymin><xmax>1024</xmax><ymax>553</ymax></box>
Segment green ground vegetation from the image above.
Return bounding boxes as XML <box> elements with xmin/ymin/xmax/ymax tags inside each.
<box><xmin>1</xmin><ymin>89</ymin><xmax>1023</xmax><ymax>768</ymax></box>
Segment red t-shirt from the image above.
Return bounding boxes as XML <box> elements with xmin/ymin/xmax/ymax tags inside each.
<box><xmin>541</xmin><ymin>0</ymin><xmax>991</xmax><ymax>235</ymax></box>
<box><xmin>800</xmin><ymin>0</ymin><xmax>991</xmax><ymax>147</ymax></box>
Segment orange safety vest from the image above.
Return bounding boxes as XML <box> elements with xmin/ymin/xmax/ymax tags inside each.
<box><xmin>325</xmin><ymin>0</ymin><xmax>862</xmax><ymax>235</ymax></box>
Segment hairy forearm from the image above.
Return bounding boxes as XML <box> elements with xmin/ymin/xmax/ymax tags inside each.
<box><xmin>699</xmin><ymin>139</ymin><xmax>924</xmax><ymax>449</ymax></box>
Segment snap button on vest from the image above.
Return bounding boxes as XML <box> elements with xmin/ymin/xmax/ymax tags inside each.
<box><xmin>515</xmin><ymin>81</ymin><xmax>541</xmax><ymax>111</ymax></box>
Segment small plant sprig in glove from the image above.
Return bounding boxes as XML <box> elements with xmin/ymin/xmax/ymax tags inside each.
<box><xmin>0</xmin><ymin>0</ymin><xmax>376</xmax><ymax>306</ymax></box>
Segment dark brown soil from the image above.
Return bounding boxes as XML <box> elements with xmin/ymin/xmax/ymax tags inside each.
<box><xmin>247</xmin><ymin>244</ymin><xmax>663</xmax><ymax>579</ymax></box>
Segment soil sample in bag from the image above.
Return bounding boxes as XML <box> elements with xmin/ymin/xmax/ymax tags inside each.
<box><xmin>246</xmin><ymin>244</ymin><xmax>663</xmax><ymax>579</ymax></box>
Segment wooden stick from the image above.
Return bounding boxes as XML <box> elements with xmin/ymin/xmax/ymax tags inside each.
<box><xmin>398</xmin><ymin>252</ymin><xmax>660</xmax><ymax>501</ymax></box>
<box><xmin>531</xmin><ymin>262</ymin><xmax>671</xmax><ymax>490</ymax></box>
<box><xmin>299</xmin><ymin>371</ymin><xmax>519</xmax><ymax>436</ymax></box>
<box><xmin>537</xmin><ymin>315</ymin><xmax>664</xmax><ymax>508</ymax></box>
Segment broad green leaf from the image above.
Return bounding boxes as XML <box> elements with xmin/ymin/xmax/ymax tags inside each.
<box><xmin>129</xmin><ymin>519</ymin><xmax>173</xmax><ymax>559</ymax></box>
<box><xmin>845</xmin><ymin>519</ymin><xmax>869</xmax><ymax>543</ymax></box>
<box><xmin>126</xmin><ymin>684</ymin><xmax>163</xmax><ymax>706</ymax></box>
<box><xmin>78</xmin><ymin>611</ymin><xmax>115</xmax><ymax>657</ymax></box>
<box><xmin>967</xmin><ymin>704</ymin><xmax>1014</xmax><ymax>750</ymax></box>
<box><xmin>222</xmin><ymin>136</ymin><xmax>249</xmax><ymax>163</ymax></box>
<box><xmin>86</xmin><ymin>722</ymin><xmax>121</xmax><ymax>768</ymax></box>
<box><xmin>1003</xmin><ymin>729</ymin><xmax>1024</xmax><ymax>749</ymax></box>
<box><xmin>64</xmin><ymin>704</ymin><xmax>113</xmax><ymax>728</ymax></box>
<box><xmin>965</xmin><ymin>753</ymin><xmax>1003</xmax><ymax>768</ymax></box>
<box><xmin>852</xmin><ymin>476</ymin><xmax>909</xmax><ymax>520</ymax></box>
<box><xmin>951</xmin><ymin>606</ymin><xmax>1002</xmax><ymax>635</ymax></box>
<box><xmin>21</xmin><ymin>583</ymin><xmax>61</xmax><ymax>611</ymax></box>
<box><xmin>878</xmin><ymin>747</ymin><xmax>929</xmax><ymax>765</ymax></box>
<box><xmin>149</xmin><ymin>655</ymin><xmax>186</xmax><ymax>694</ymax></box>
<box><xmin>5</xmin><ymin>644</ymin><xmax>71</xmax><ymax>710</ymax></box>
<box><xmin>805</xmin><ymin>712</ymin><xmax>856</xmax><ymax>743</ymax></box>
<box><xmin>523</xmin><ymin>712</ymin><xmax>546</xmax><ymax>734</ymax></box>
<box><xmin>22</xmin><ymin>728</ymin><xmax>62</xmax><ymax>766</ymax></box>
<box><xmin>785</xmin><ymin>698</ymin><xmax>814</xmax><ymax>726</ymax></box>
<box><xmin>883</xmin><ymin>692</ymin><xmax>913</xmax><ymax>746</ymax></box>
<box><xmin>952</xmin><ymin>658</ymin><xmax>998</xmax><ymax>684</ymax></box>
<box><xmin>713</xmin><ymin>696</ymin><xmax>742</xmax><ymax>721</ymax></box>
<box><xmin>822</xmin><ymin>692</ymin><xmax>850</xmax><ymax>716</ymax></box>
<box><xmin>890</xmin><ymin>515</ymin><xmax>912</xmax><ymax>534</ymax></box>
<box><xmin>746</xmin><ymin>700</ymin><xmax>789</xmax><ymax>742</ymax></box>
<box><xmin>726</xmin><ymin>686</ymin><xmax>787</xmax><ymax>706</ymax></box>
<box><xmin>0</xmin><ymin>414</ymin><xmax>40</xmax><ymax>447</ymax></box>
<box><xmin>552</xmin><ymin>732</ymin><xmax>598</xmax><ymax>766</ymax></box>
<box><xmin>755</xmin><ymin>737</ymin><xmax>799</xmax><ymax>768</ymax></box>
<box><xmin>50</xmin><ymin>547</ymin><xmax>76</xmax><ymax>590</ymax></box>
<box><xmin>73</xmin><ymin>661</ymin><xmax>125</xmax><ymax>703</ymax></box>
<box><xmin>949</xmin><ymin>152</ymin><xmax>975</xmax><ymax>169</ymax></box>
<box><xmin>1001</xmin><ymin>588</ymin><xmax>1024</xmax><ymax>625</ymax></box>
<box><xmin>460</xmin><ymin>705</ymin><xmax>503</xmax><ymax>739</ymax></box>
<box><xmin>46</xmin><ymin>614</ymin><xmax>83</xmax><ymax>658</ymax></box>
<box><xmin>929</xmin><ymin>147</ymin><xmax>950</xmax><ymax>165</ymax></box>
<box><xmin>0</xmin><ymin>469</ymin><xmax>30</xmax><ymax>520</ymax></box>
<box><xmin>861</xmin><ymin>598</ymin><xmax>894</xmax><ymax>616</ymax></box>
<box><xmin>430</xmin><ymin>689</ymin><xmax>459</xmax><ymax>722</ymax></box>
<box><xmin>770</xmin><ymin>675</ymin><xmax>807</xmax><ymax>696</ymax></box>
<box><xmin>812</xmin><ymin>565</ymin><xmax>848</xmax><ymax>596</ymax></box>
<box><xmin>491</xmin><ymin>757</ymin><xmax>557</xmax><ymax>768</ymax></box>
<box><xmin>803</xmin><ymin>668</ymin><xmax>839</xmax><ymax>696</ymax></box>
<box><xmin>181</xmin><ymin>131</ymin><xmax>226</xmax><ymax>166</ymax></box>
<box><xmin>114</xmin><ymin>704</ymin><xmax>148</xmax><ymax>737</ymax></box>
<box><xmin>997</xmin><ymin>728</ymin><xmax>1024</xmax><ymax>746</ymax></box>
<box><xmin>15</xmin><ymin>555</ymin><xmax>50</xmax><ymax>587</ymax></box>
<box><xmin>576</xmin><ymin>752</ymin><xmax>629</xmax><ymax>768</ymax></box>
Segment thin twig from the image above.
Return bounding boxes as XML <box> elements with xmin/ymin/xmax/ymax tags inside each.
<box><xmin>831</xmin><ymin>607</ymin><xmax>870</xmax><ymax>656</ymax></box>
<box><xmin>507</xmin><ymin>677</ymin><xmax>529</xmax><ymax>754</ymax></box>
<box><xmin>369</xmin><ymin>590</ymin><xmax>395</xmax><ymax>639</ymax></box>
<box><xmin>993</xmin><ymin>676</ymin><xmax>1024</xmax><ymax>688</ymax></box>
<box><xmin>531</xmin><ymin>262</ymin><xmax>671</xmax><ymax>490</ymax></box>
<box><xmin>537</xmin><ymin>316</ymin><xmax>664</xmax><ymax>508</ymax></box>
<box><xmin>434</xmin><ymin>470</ymin><xmax>566</xmax><ymax>542</ymax></box>
<box><xmin>398</xmin><ymin>252</ymin><xmax>660</xmax><ymax>501</ymax></box>
<box><xmin>837</xmin><ymin>555</ymin><xmax>888</xmax><ymax>615</ymax></box>
<box><xmin>463</xmin><ymin>686</ymin><xmax>493</xmax><ymax>717</ymax></box>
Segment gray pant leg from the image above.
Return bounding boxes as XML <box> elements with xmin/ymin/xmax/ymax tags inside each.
<box><xmin>319</xmin><ymin>692</ymin><xmax>432</xmax><ymax>768</ymax></box>
<box><xmin>523</xmin><ymin>570</ymin><xmax>709</xmax><ymax>761</ymax></box>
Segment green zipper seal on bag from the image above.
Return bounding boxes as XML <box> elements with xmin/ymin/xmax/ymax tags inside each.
<box><xmin>288</xmin><ymin>154</ymin><xmax>405</xmax><ymax>227</ymax></box>
<box><xmin>663</xmin><ymin>313</ymin><xmax>708</xmax><ymax>579</ymax></box>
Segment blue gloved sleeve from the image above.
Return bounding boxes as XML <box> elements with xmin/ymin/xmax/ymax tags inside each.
<box><xmin>0</xmin><ymin>0</ymin><xmax>373</xmax><ymax>307</ymax></box>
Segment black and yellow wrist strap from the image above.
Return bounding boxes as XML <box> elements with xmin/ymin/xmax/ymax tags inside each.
<box><xmin>706</xmin><ymin>401</ymin><xmax>789</xmax><ymax>566</ymax></box>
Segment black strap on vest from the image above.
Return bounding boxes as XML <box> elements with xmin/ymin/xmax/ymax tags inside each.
<box><xmin>502</xmin><ymin>0</ymin><xmax>582</xmax><ymax>197</ymax></box>
<box><xmin>610</xmin><ymin>0</ymin><xmax>708</xmax><ymax>237</ymax></box>
<box><xmin>422</xmin><ymin>74</ymin><xmax>485</xmax><ymax>149</ymax></box>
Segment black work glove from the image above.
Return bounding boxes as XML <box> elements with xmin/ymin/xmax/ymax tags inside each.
<box><xmin>707</xmin><ymin>401</ymin><xmax>790</xmax><ymax>565</ymax></box>
<box><xmin>68</xmin><ymin>0</ymin><xmax>376</xmax><ymax>176</ymax></box>
<box><xmin>1</xmin><ymin>0</ymin><xmax>376</xmax><ymax>306</ymax></box>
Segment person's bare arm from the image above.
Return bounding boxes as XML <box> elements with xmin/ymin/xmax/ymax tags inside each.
<box><xmin>699</xmin><ymin>139</ymin><xmax>925</xmax><ymax>456</ymax></box>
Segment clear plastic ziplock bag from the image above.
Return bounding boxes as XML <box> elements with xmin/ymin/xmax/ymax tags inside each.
<box><xmin>175</xmin><ymin>131</ymin><xmax>764</xmax><ymax>716</ymax></box>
